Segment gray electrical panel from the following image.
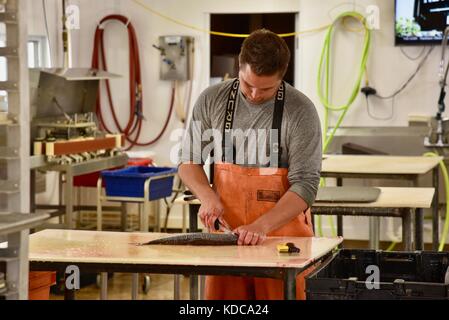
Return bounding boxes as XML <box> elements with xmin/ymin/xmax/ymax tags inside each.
<box><xmin>157</xmin><ymin>36</ymin><xmax>194</xmax><ymax>81</ymax></box>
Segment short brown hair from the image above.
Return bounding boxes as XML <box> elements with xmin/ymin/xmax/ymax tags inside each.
<box><xmin>239</xmin><ymin>29</ymin><xmax>291</xmax><ymax>77</ymax></box>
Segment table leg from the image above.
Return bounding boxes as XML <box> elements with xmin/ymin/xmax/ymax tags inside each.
<box><xmin>154</xmin><ymin>200</ymin><xmax>161</xmax><ymax>232</ymax></box>
<box><xmin>131</xmin><ymin>203</ymin><xmax>146</xmax><ymax>301</ymax></box>
<box><xmin>131</xmin><ymin>273</ymin><xmax>139</xmax><ymax>300</ymax></box>
<box><xmin>174</xmin><ymin>275</ymin><xmax>181</xmax><ymax>300</ymax></box>
<box><xmin>199</xmin><ymin>275</ymin><xmax>206</xmax><ymax>300</ymax></box>
<box><xmin>433</xmin><ymin>167</ymin><xmax>440</xmax><ymax>251</ymax></box>
<box><xmin>336</xmin><ymin>178</ymin><xmax>344</xmax><ymax>237</ymax></box>
<box><xmin>121</xmin><ymin>203</ymin><xmax>127</xmax><ymax>232</ymax></box>
<box><xmin>182</xmin><ymin>204</ymin><xmax>187</xmax><ymax>233</ymax></box>
<box><xmin>403</xmin><ymin>210</ymin><xmax>413</xmax><ymax>251</ymax></box>
<box><xmin>63</xmin><ymin>269</ymin><xmax>76</xmax><ymax>301</ymax></box>
<box><xmin>64</xmin><ymin>287</ymin><xmax>76</xmax><ymax>301</ymax></box>
<box><xmin>30</xmin><ymin>170</ymin><xmax>36</xmax><ymax>214</ymax></box>
<box><xmin>100</xmin><ymin>272</ymin><xmax>108</xmax><ymax>300</ymax></box>
<box><xmin>189</xmin><ymin>277</ymin><xmax>198</xmax><ymax>301</ymax></box>
<box><xmin>189</xmin><ymin>204</ymin><xmax>200</xmax><ymax>300</ymax></box>
<box><xmin>143</xmin><ymin>180</ymin><xmax>151</xmax><ymax>232</ymax></box>
<box><xmin>59</xmin><ymin>173</ymin><xmax>64</xmax><ymax>225</ymax></box>
<box><xmin>284</xmin><ymin>269</ymin><xmax>297</xmax><ymax>300</ymax></box>
<box><xmin>369</xmin><ymin>217</ymin><xmax>380</xmax><ymax>250</ymax></box>
<box><xmin>141</xmin><ymin>203</ymin><xmax>149</xmax><ymax>233</ymax></box>
<box><xmin>65</xmin><ymin>172</ymin><xmax>74</xmax><ymax>229</ymax></box>
<box><xmin>96</xmin><ymin>178</ymin><xmax>102</xmax><ymax>231</ymax></box>
<box><xmin>415</xmin><ymin>208</ymin><xmax>424</xmax><ymax>251</ymax></box>
<box><xmin>337</xmin><ymin>216</ymin><xmax>344</xmax><ymax>237</ymax></box>
<box><xmin>76</xmin><ymin>187</ymin><xmax>81</xmax><ymax>229</ymax></box>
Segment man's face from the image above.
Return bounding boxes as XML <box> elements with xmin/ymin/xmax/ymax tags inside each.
<box><xmin>238</xmin><ymin>64</ymin><xmax>282</xmax><ymax>105</ymax></box>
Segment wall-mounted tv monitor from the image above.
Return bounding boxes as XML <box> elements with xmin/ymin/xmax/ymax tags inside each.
<box><xmin>396</xmin><ymin>0</ymin><xmax>449</xmax><ymax>45</ymax></box>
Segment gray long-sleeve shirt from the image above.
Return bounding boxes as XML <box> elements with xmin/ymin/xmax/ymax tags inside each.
<box><xmin>179</xmin><ymin>80</ymin><xmax>322</xmax><ymax>207</ymax></box>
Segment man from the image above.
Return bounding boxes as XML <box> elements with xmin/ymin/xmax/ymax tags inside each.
<box><xmin>178</xmin><ymin>29</ymin><xmax>322</xmax><ymax>300</ymax></box>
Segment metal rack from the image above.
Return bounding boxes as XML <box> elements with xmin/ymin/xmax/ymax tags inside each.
<box><xmin>96</xmin><ymin>173</ymin><xmax>175</xmax><ymax>300</ymax></box>
<box><xmin>33</xmin><ymin>153</ymin><xmax>129</xmax><ymax>229</ymax></box>
<box><xmin>0</xmin><ymin>0</ymin><xmax>32</xmax><ymax>299</ymax></box>
<box><xmin>96</xmin><ymin>174</ymin><xmax>173</xmax><ymax>233</ymax></box>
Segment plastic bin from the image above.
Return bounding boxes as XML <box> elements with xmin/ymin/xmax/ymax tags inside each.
<box><xmin>101</xmin><ymin>166</ymin><xmax>177</xmax><ymax>200</ymax></box>
<box><xmin>74</xmin><ymin>172</ymin><xmax>106</xmax><ymax>188</ymax></box>
<box><xmin>29</xmin><ymin>272</ymin><xmax>56</xmax><ymax>300</ymax></box>
<box><xmin>73</xmin><ymin>159</ymin><xmax>152</xmax><ymax>188</ymax></box>
<box><xmin>306</xmin><ymin>249</ymin><xmax>449</xmax><ymax>300</ymax></box>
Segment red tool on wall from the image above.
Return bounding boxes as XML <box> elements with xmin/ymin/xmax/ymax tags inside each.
<box><xmin>91</xmin><ymin>15</ymin><xmax>175</xmax><ymax>150</ymax></box>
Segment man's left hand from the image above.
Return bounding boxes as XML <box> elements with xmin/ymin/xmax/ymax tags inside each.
<box><xmin>234</xmin><ymin>224</ymin><xmax>267</xmax><ymax>246</ymax></box>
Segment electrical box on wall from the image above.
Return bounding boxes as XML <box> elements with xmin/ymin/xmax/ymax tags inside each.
<box><xmin>156</xmin><ymin>36</ymin><xmax>194</xmax><ymax>81</ymax></box>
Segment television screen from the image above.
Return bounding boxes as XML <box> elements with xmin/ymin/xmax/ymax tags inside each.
<box><xmin>396</xmin><ymin>0</ymin><xmax>449</xmax><ymax>45</ymax></box>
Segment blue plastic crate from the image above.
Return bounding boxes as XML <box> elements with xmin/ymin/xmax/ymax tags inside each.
<box><xmin>101</xmin><ymin>166</ymin><xmax>177</xmax><ymax>201</ymax></box>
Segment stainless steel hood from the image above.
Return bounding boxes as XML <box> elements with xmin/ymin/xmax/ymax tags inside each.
<box><xmin>29</xmin><ymin>68</ymin><xmax>120</xmax><ymax>121</ymax></box>
<box><xmin>37</xmin><ymin>68</ymin><xmax>120</xmax><ymax>81</ymax></box>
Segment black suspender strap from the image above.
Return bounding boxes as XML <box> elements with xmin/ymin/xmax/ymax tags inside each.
<box><xmin>222</xmin><ymin>79</ymin><xmax>240</xmax><ymax>162</ymax></box>
<box><xmin>222</xmin><ymin>80</ymin><xmax>286</xmax><ymax>167</ymax></box>
<box><xmin>270</xmin><ymin>81</ymin><xmax>286</xmax><ymax>167</ymax></box>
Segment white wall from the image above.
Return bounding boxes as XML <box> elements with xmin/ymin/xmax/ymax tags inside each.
<box><xmin>27</xmin><ymin>0</ymin><xmax>447</xmax><ymax>243</ymax></box>
<box><xmin>28</xmin><ymin>0</ymin><xmax>302</xmax><ymax>227</ymax></box>
<box><xmin>297</xmin><ymin>0</ymin><xmax>442</xmax><ymax>242</ymax></box>
<box><xmin>31</xmin><ymin>0</ymin><xmax>435</xmax><ymax>165</ymax></box>
<box><xmin>28</xmin><ymin>0</ymin><xmax>301</xmax><ymax>167</ymax></box>
<box><xmin>298</xmin><ymin>0</ymin><xmax>442</xmax><ymax>128</ymax></box>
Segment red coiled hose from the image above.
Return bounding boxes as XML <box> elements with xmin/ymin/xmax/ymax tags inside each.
<box><xmin>91</xmin><ymin>15</ymin><xmax>175</xmax><ymax>150</ymax></box>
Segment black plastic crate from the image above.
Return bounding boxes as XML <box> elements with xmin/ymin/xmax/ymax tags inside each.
<box><xmin>306</xmin><ymin>249</ymin><xmax>449</xmax><ymax>300</ymax></box>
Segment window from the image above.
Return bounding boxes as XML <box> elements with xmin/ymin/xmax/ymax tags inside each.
<box><xmin>27</xmin><ymin>40</ymin><xmax>40</xmax><ymax>68</ymax></box>
<box><xmin>27</xmin><ymin>36</ymin><xmax>48</xmax><ymax>68</ymax></box>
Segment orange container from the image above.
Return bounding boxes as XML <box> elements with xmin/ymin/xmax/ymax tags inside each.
<box><xmin>28</xmin><ymin>272</ymin><xmax>56</xmax><ymax>300</ymax></box>
<box><xmin>127</xmin><ymin>158</ymin><xmax>153</xmax><ymax>167</ymax></box>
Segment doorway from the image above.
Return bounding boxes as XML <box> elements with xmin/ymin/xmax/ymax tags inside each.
<box><xmin>210</xmin><ymin>13</ymin><xmax>297</xmax><ymax>86</ymax></box>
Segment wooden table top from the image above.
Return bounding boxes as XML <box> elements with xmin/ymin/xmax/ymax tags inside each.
<box><xmin>315</xmin><ymin>187</ymin><xmax>434</xmax><ymax>209</ymax></box>
<box><xmin>175</xmin><ymin>187</ymin><xmax>435</xmax><ymax>209</ymax></box>
<box><xmin>29</xmin><ymin>230</ymin><xmax>342</xmax><ymax>270</ymax></box>
<box><xmin>322</xmin><ymin>155</ymin><xmax>443</xmax><ymax>175</ymax></box>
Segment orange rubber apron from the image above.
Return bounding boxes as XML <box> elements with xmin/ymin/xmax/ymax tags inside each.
<box><xmin>205</xmin><ymin>80</ymin><xmax>315</xmax><ymax>300</ymax></box>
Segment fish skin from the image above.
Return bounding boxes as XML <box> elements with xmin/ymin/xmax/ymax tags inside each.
<box><xmin>138</xmin><ymin>233</ymin><xmax>239</xmax><ymax>246</ymax></box>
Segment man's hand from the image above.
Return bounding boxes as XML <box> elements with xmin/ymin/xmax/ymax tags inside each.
<box><xmin>178</xmin><ymin>164</ymin><xmax>226</xmax><ymax>232</ymax></box>
<box><xmin>234</xmin><ymin>223</ymin><xmax>267</xmax><ymax>246</ymax></box>
<box><xmin>198</xmin><ymin>194</ymin><xmax>225</xmax><ymax>232</ymax></box>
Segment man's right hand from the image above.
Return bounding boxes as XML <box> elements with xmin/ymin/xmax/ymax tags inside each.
<box><xmin>198</xmin><ymin>194</ymin><xmax>225</xmax><ymax>232</ymax></box>
<box><xmin>178</xmin><ymin>163</ymin><xmax>226</xmax><ymax>232</ymax></box>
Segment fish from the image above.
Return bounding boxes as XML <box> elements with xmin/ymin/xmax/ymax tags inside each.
<box><xmin>137</xmin><ymin>233</ymin><xmax>239</xmax><ymax>246</ymax></box>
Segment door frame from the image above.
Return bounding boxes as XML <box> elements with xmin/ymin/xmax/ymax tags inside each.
<box><xmin>203</xmin><ymin>11</ymin><xmax>300</xmax><ymax>87</ymax></box>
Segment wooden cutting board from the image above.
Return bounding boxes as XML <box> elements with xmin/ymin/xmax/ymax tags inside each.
<box><xmin>316</xmin><ymin>187</ymin><xmax>381</xmax><ymax>203</ymax></box>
